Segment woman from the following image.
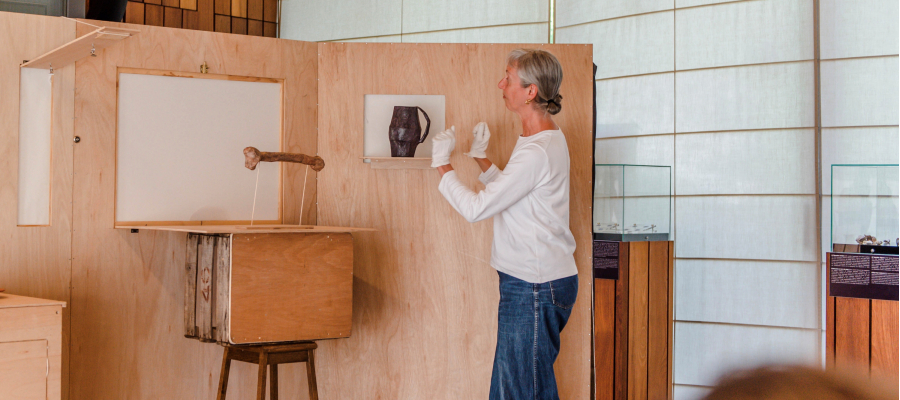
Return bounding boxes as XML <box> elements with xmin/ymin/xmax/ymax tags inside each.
<box><xmin>430</xmin><ymin>49</ymin><xmax>578</xmax><ymax>400</ymax></box>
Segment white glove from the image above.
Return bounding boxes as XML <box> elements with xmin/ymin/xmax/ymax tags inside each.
<box><xmin>464</xmin><ymin>122</ymin><xmax>490</xmax><ymax>159</ymax></box>
<box><xmin>431</xmin><ymin>126</ymin><xmax>456</xmax><ymax>168</ymax></box>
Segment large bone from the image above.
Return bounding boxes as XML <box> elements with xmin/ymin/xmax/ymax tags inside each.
<box><xmin>243</xmin><ymin>147</ymin><xmax>325</xmax><ymax>171</ymax></box>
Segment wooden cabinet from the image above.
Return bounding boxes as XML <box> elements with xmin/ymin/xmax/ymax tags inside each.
<box><xmin>183</xmin><ymin>231</ymin><xmax>354</xmax><ymax>344</ymax></box>
<box><xmin>123</xmin><ymin>225</ymin><xmax>369</xmax><ymax>345</ymax></box>
<box><xmin>594</xmin><ymin>241</ymin><xmax>674</xmax><ymax>400</ymax></box>
<box><xmin>0</xmin><ymin>294</ymin><xmax>65</xmax><ymax>400</ymax></box>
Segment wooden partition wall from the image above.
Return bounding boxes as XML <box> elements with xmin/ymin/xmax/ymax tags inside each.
<box><xmin>0</xmin><ymin>12</ymin><xmax>75</xmax><ymax>400</ymax></box>
<box><xmin>67</xmin><ymin>21</ymin><xmax>317</xmax><ymax>399</ymax></box>
<box><xmin>2</xmin><ymin>14</ymin><xmax>594</xmax><ymax>399</ymax></box>
<box><xmin>315</xmin><ymin>43</ymin><xmax>594</xmax><ymax>399</ymax></box>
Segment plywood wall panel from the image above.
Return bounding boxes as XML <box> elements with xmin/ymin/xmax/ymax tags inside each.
<box><xmin>0</xmin><ymin>11</ymin><xmax>75</xmax><ymax>400</ymax></box>
<box><xmin>70</xmin><ymin>21</ymin><xmax>317</xmax><ymax>399</ymax></box>
<box><xmin>315</xmin><ymin>42</ymin><xmax>593</xmax><ymax>400</ymax></box>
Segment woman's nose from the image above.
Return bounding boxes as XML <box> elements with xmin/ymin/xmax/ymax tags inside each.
<box><xmin>498</xmin><ymin>78</ymin><xmax>504</xmax><ymax>89</ymax></box>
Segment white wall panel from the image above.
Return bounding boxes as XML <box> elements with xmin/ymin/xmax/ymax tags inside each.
<box><xmin>674</xmin><ymin>385</ymin><xmax>712</xmax><ymax>400</ymax></box>
<box><xmin>335</xmin><ymin>35</ymin><xmax>402</xmax><ymax>42</ymax></box>
<box><xmin>597</xmin><ymin>73</ymin><xmax>674</xmax><ymax>138</ymax></box>
<box><xmin>280</xmin><ymin>0</ymin><xmax>401</xmax><ymax>41</ymax></box>
<box><xmin>675</xmin><ymin>196</ymin><xmax>817</xmax><ymax>261</ymax></box>
<box><xmin>400</xmin><ymin>23</ymin><xmax>548</xmax><ymax>43</ymax></box>
<box><xmin>556</xmin><ymin>0</ymin><xmax>672</xmax><ymax>28</ymax></box>
<box><xmin>675</xmin><ymin>62</ymin><xmax>815</xmax><ymax>133</ymax></box>
<box><xmin>820</xmin><ymin>0</ymin><xmax>899</xmax><ymax>59</ymax></box>
<box><xmin>820</xmin><ymin>57</ymin><xmax>900</xmax><ymax>127</ymax></box>
<box><xmin>675</xmin><ymin>259</ymin><xmax>819</xmax><ymax>329</ymax></box>
<box><xmin>556</xmin><ymin>12</ymin><xmax>674</xmax><ymax>79</ymax></box>
<box><xmin>595</xmin><ymin>135</ymin><xmax>675</xmax><ymax>166</ymax></box>
<box><xmin>821</xmin><ymin>127</ymin><xmax>899</xmax><ymax>194</ymax></box>
<box><xmin>402</xmin><ymin>0</ymin><xmax>547</xmax><ymax>34</ymax></box>
<box><xmin>675</xmin><ymin>129</ymin><xmax>816</xmax><ymax>195</ymax></box>
<box><xmin>675</xmin><ymin>0</ymin><xmax>814</xmax><ymax>70</ymax></box>
<box><xmin>675</xmin><ymin>0</ymin><xmax>734</xmax><ymax>8</ymax></box>
<box><xmin>674</xmin><ymin>322</ymin><xmax>820</xmax><ymax>386</ymax></box>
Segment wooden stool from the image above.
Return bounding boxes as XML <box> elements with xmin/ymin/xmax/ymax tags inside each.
<box><xmin>216</xmin><ymin>342</ymin><xmax>319</xmax><ymax>400</ymax></box>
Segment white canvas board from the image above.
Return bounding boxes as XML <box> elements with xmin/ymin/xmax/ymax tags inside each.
<box><xmin>18</xmin><ymin>68</ymin><xmax>52</xmax><ymax>226</ymax></box>
<box><xmin>116</xmin><ymin>73</ymin><xmax>282</xmax><ymax>223</ymax></box>
<box><xmin>364</xmin><ymin>94</ymin><xmax>445</xmax><ymax>158</ymax></box>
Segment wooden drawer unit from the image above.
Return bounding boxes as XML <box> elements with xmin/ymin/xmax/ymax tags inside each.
<box><xmin>0</xmin><ymin>294</ymin><xmax>65</xmax><ymax>400</ymax></box>
<box><xmin>184</xmin><ymin>231</ymin><xmax>354</xmax><ymax>344</ymax></box>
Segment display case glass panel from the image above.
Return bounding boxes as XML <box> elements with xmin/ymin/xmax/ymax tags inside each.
<box><xmin>593</xmin><ymin>164</ymin><xmax>671</xmax><ymax>242</ymax></box>
<box><xmin>831</xmin><ymin>164</ymin><xmax>899</xmax><ymax>254</ymax></box>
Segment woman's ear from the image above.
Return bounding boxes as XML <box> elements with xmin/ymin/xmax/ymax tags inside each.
<box><xmin>528</xmin><ymin>84</ymin><xmax>538</xmax><ymax>101</ymax></box>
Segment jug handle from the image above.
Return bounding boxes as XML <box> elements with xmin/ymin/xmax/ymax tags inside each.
<box><xmin>416</xmin><ymin>106</ymin><xmax>431</xmax><ymax>143</ymax></box>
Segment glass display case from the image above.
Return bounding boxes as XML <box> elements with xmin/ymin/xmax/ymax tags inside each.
<box><xmin>831</xmin><ymin>164</ymin><xmax>899</xmax><ymax>255</ymax></box>
<box><xmin>593</xmin><ymin>164</ymin><xmax>671</xmax><ymax>242</ymax></box>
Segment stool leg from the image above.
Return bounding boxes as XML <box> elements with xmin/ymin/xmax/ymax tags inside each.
<box><xmin>270</xmin><ymin>364</ymin><xmax>278</xmax><ymax>400</ymax></box>
<box><xmin>257</xmin><ymin>351</ymin><xmax>268</xmax><ymax>400</ymax></box>
<box><xmin>306</xmin><ymin>350</ymin><xmax>319</xmax><ymax>400</ymax></box>
<box><xmin>216</xmin><ymin>347</ymin><xmax>232</xmax><ymax>400</ymax></box>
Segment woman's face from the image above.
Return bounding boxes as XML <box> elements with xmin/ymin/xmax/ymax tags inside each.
<box><xmin>498</xmin><ymin>64</ymin><xmax>533</xmax><ymax>112</ymax></box>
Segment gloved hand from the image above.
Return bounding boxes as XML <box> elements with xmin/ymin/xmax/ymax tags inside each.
<box><xmin>464</xmin><ymin>122</ymin><xmax>490</xmax><ymax>159</ymax></box>
<box><xmin>431</xmin><ymin>126</ymin><xmax>456</xmax><ymax>168</ymax></box>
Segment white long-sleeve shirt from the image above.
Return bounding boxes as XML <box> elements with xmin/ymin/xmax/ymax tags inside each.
<box><xmin>438</xmin><ymin>129</ymin><xmax>577</xmax><ymax>283</ymax></box>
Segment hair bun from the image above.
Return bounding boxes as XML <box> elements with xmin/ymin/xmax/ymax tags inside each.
<box><xmin>547</xmin><ymin>94</ymin><xmax>562</xmax><ymax>115</ymax></box>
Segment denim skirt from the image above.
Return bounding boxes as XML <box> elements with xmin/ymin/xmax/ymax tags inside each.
<box><xmin>489</xmin><ymin>270</ymin><xmax>578</xmax><ymax>400</ymax></box>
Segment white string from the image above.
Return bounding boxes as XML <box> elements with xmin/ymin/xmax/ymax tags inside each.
<box><xmin>250</xmin><ymin>166</ymin><xmax>261</xmax><ymax>225</ymax></box>
<box><xmin>298</xmin><ymin>165</ymin><xmax>310</xmax><ymax>225</ymax></box>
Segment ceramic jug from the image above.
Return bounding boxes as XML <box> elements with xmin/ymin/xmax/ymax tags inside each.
<box><xmin>388</xmin><ymin>106</ymin><xmax>431</xmax><ymax>157</ymax></box>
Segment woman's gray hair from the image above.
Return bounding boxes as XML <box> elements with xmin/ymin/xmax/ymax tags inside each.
<box><xmin>507</xmin><ymin>48</ymin><xmax>564</xmax><ymax>115</ymax></box>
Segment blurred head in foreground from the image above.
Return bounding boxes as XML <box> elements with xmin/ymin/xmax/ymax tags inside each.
<box><xmin>702</xmin><ymin>365</ymin><xmax>897</xmax><ymax>400</ymax></box>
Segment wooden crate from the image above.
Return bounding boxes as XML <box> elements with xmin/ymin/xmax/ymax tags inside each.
<box><xmin>595</xmin><ymin>241</ymin><xmax>674</xmax><ymax>400</ymax></box>
<box><xmin>184</xmin><ymin>232</ymin><xmax>354</xmax><ymax>344</ymax></box>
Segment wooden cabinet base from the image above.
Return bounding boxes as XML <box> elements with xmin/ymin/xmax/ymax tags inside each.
<box><xmin>0</xmin><ymin>294</ymin><xmax>65</xmax><ymax>400</ymax></box>
<box><xmin>184</xmin><ymin>232</ymin><xmax>354</xmax><ymax>344</ymax></box>
<box><xmin>594</xmin><ymin>241</ymin><xmax>674</xmax><ymax>400</ymax></box>
<box><xmin>826</xmin><ymin>296</ymin><xmax>899</xmax><ymax>384</ymax></box>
